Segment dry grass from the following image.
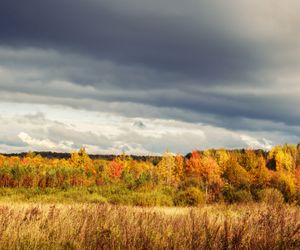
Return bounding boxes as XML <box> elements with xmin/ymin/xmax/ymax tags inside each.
<box><xmin>0</xmin><ymin>202</ymin><xmax>299</xmax><ymax>249</ymax></box>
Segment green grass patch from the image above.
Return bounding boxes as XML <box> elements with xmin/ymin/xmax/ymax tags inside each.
<box><xmin>0</xmin><ymin>186</ymin><xmax>174</xmax><ymax>206</ymax></box>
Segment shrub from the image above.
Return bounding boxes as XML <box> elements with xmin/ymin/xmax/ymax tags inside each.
<box><xmin>258</xmin><ymin>188</ymin><xmax>284</xmax><ymax>205</ymax></box>
<box><xmin>108</xmin><ymin>194</ymin><xmax>134</xmax><ymax>205</ymax></box>
<box><xmin>178</xmin><ymin>177</ymin><xmax>200</xmax><ymax>190</ymax></box>
<box><xmin>121</xmin><ymin>171</ymin><xmax>135</xmax><ymax>189</ymax></box>
<box><xmin>134</xmin><ymin>172</ymin><xmax>151</xmax><ymax>189</ymax></box>
<box><xmin>132</xmin><ymin>192</ymin><xmax>173</xmax><ymax>207</ymax></box>
<box><xmin>233</xmin><ymin>189</ymin><xmax>253</xmax><ymax>203</ymax></box>
<box><xmin>222</xmin><ymin>183</ymin><xmax>235</xmax><ymax>203</ymax></box>
<box><xmin>295</xmin><ymin>191</ymin><xmax>300</xmax><ymax>206</ymax></box>
<box><xmin>222</xmin><ymin>184</ymin><xmax>252</xmax><ymax>203</ymax></box>
<box><xmin>174</xmin><ymin>187</ymin><xmax>205</xmax><ymax>206</ymax></box>
<box><xmin>277</xmin><ymin>174</ymin><xmax>296</xmax><ymax>202</ymax></box>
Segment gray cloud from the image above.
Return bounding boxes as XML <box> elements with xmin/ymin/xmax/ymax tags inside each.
<box><xmin>1</xmin><ymin>48</ymin><xmax>300</xmax><ymax>132</ymax></box>
<box><xmin>0</xmin><ymin>0</ymin><xmax>292</xmax><ymax>86</ymax></box>
<box><xmin>0</xmin><ymin>1</ymin><xmax>300</xmax><ymax>152</ymax></box>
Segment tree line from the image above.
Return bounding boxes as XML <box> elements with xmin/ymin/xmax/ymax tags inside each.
<box><xmin>1</xmin><ymin>144</ymin><xmax>300</xmax><ymax>205</ymax></box>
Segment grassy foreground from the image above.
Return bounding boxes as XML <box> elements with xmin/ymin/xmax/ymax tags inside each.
<box><xmin>0</xmin><ymin>202</ymin><xmax>300</xmax><ymax>249</ymax></box>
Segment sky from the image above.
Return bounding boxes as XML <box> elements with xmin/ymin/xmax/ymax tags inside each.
<box><xmin>0</xmin><ymin>0</ymin><xmax>299</xmax><ymax>155</ymax></box>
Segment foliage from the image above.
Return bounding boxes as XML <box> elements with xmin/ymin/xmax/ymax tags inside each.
<box><xmin>0</xmin><ymin>143</ymin><xmax>300</xmax><ymax>205</ymax></box>
<box><xmin>232</xmin><ymin>189</ymin><xmax>253</xmax><ymax>203</ymax></box>
<box><xmin>222</xmin><ymin>184</ymin><xmax>253</xmax><ymax>203</ymax></box>
<box><xmin>271</xmin><ymin>172</ymin><xmax>296</xmax><ymax>202</ymax></box>
<box><xmin>257</xmin><ymin>188</ymin><xmax>284</xmax><ymax>205</ymax></box>
<box><xmin>186</xmin><ymin>151</ymin><xmax>223</xmax><ymax>201</ymax></box>
<box><xmin>174</xmin><ymin>187</ymin><xmax>205</xmax><ymax>206</ymax></box>
<box><xmin>155</xmin><ymin>151</ymin><xmax>176</xmax><ymax>186</ymax></box>
<box><xmin>222</xmin><ymin>155</ymin><xmax>250</xmax><ymax>189</ymax></box>
<box><xmin>268</xmin><ymin>145</ymin><xmax>296</xmax><ymax>173</ymax></box>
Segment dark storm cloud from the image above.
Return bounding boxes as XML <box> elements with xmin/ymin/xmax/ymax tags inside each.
<box><xmin>0</xmin><ymin>0</ymin><xmax>300</xmax><ymax>148</ymax></box>
<box><xmin>0</xmin><ymin>0</ymin><xmax>266</xmax><ymax>86</ymax></box>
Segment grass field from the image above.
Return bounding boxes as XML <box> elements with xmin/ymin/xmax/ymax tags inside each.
<box><xmin>0</xmin><ymin>201</ymin><xmax>300</xmax><ymax>249</ymax></box>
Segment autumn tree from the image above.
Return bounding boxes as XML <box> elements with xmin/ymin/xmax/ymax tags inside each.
<box><xmin>223</xmin><ymin>155</ymin><xmax>250</xmax><ymax>190</ymax></box>
<box><xmin>173</xmin><ymin>154</ymin><xmax>184</xmax><ymax>187</ymax></box>
<box><xmin>109</xmin><ymin>159</ymin><xmax>124</xmax><ymax>180</ymax></box>
<box><xmin>214</xmin><ymin>149</ymin><xmax>229</xmax><ymax>174</ymax></box>
<box><xmin>271</xmin><ymin>172</ymin><xmax>296</xmax><ymax>202</ymax></box>
<box><xmin>186</xmin><ymin>151</ymin><xmax>223</xmax><ymax>201</ymax></box>
<box><xmin>70</xmin><ymin>148</ymin><xmax>94</xmax><ymax>170</ymax></box>
<box><xmin>268</xmin><ymin>145</ymin><xmax>295</xmax><ymax>174</ymax></box>
<box><xmin>249</xmin><ymin>156</ymin><xmax>271</xmax><ymax>189</ymax></box>
<box><xmin>296</xmin><ymin>143</ymin><xmax>300</xmax><ymax>166</ymax></box>
<box><xmin>156</xmin><ymin>151</ymin><xmax>176</xmax><ymax>186</ymax></box>
<box><xmin>69</xmin><ymin>148</ymin><xmax>96</xmax><ymax>185</ymax></box>
<box><xmin>241</xmin><ymin>149</ymin><xmax>259</xmax><ymax>171</ymax></box>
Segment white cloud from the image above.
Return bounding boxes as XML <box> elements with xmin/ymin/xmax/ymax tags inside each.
<box><xmin>18</xmin><ymin>132</ymin><xmax>74</xmax><ymax>152</ymax></box>
<box><xmin>0</xmin><ymin>102</ymin><xmax>283</xmax><ymax>154</ymax></box>
<box><xmin>240</xmin><ymin>134</ymin><xmax>272</xmax><ymax>150</ymax></box>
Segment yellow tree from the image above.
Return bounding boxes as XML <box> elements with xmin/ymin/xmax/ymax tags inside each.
<box><xmin>242</xmin><ymin>149</ymin><xmax>259</xmax><ymax>171</ymax></box>
<box><xmin>268</xmin><ymin>145</ymin><xmax>295</xmax><ymax>174</ymax></box>
<box><xmin>268</xmin><ymin>145</ymin><xmax>297</xmax><ymax>201</ymax></box>
<box><xmin>223</xmin><ymin>155</ymin><xmax>250</xmax><ymax>189</ymax></box>
<box><xmin>173</xmin><ymin>153</ymin><xmax>184</xmax><ymax>187</ymax></box>
<box><xmin>215</xmin><ymin>149</ymin><xmax>229</xmax><ymax>174</ymax></box>
<box><xmin>69</xmin><ymin>148</ymin><xmax>96</xmax><ymax>185</ymax></box>
<box><xmin>295</xmin><ymin>167</ymin><xmax>300</xmax><ymax>187</ymax></box>
<box><xmin>156</xmin><ymin>151</ymin><xmax>176</xmax><ymax>186</ymax></box>
<box><xmin>249</xmin><ymin>156</ymin><xmax>270</xmax><ymax>188</ymax></box>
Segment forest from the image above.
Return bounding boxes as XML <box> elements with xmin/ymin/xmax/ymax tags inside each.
<box><xmin>0</xmin><ymin>144</ymin><xmax>300</xmax><ymax>206</ymax></box>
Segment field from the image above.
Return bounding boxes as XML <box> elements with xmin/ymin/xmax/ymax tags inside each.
<box><xmin>0</xmin><ymin>202</ymin><xmax>299</xmax><ymax>249</ymax></box>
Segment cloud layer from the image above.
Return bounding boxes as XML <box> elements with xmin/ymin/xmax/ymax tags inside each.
<box><xmin>0</xmin><ymin>0</ymin><xmax>299</xmax><ymax>153</ymax></box>
<box><xmin>0</xmin><ymin>103</ymin><xmax>276</xmax><ymax>154</ymax></box>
